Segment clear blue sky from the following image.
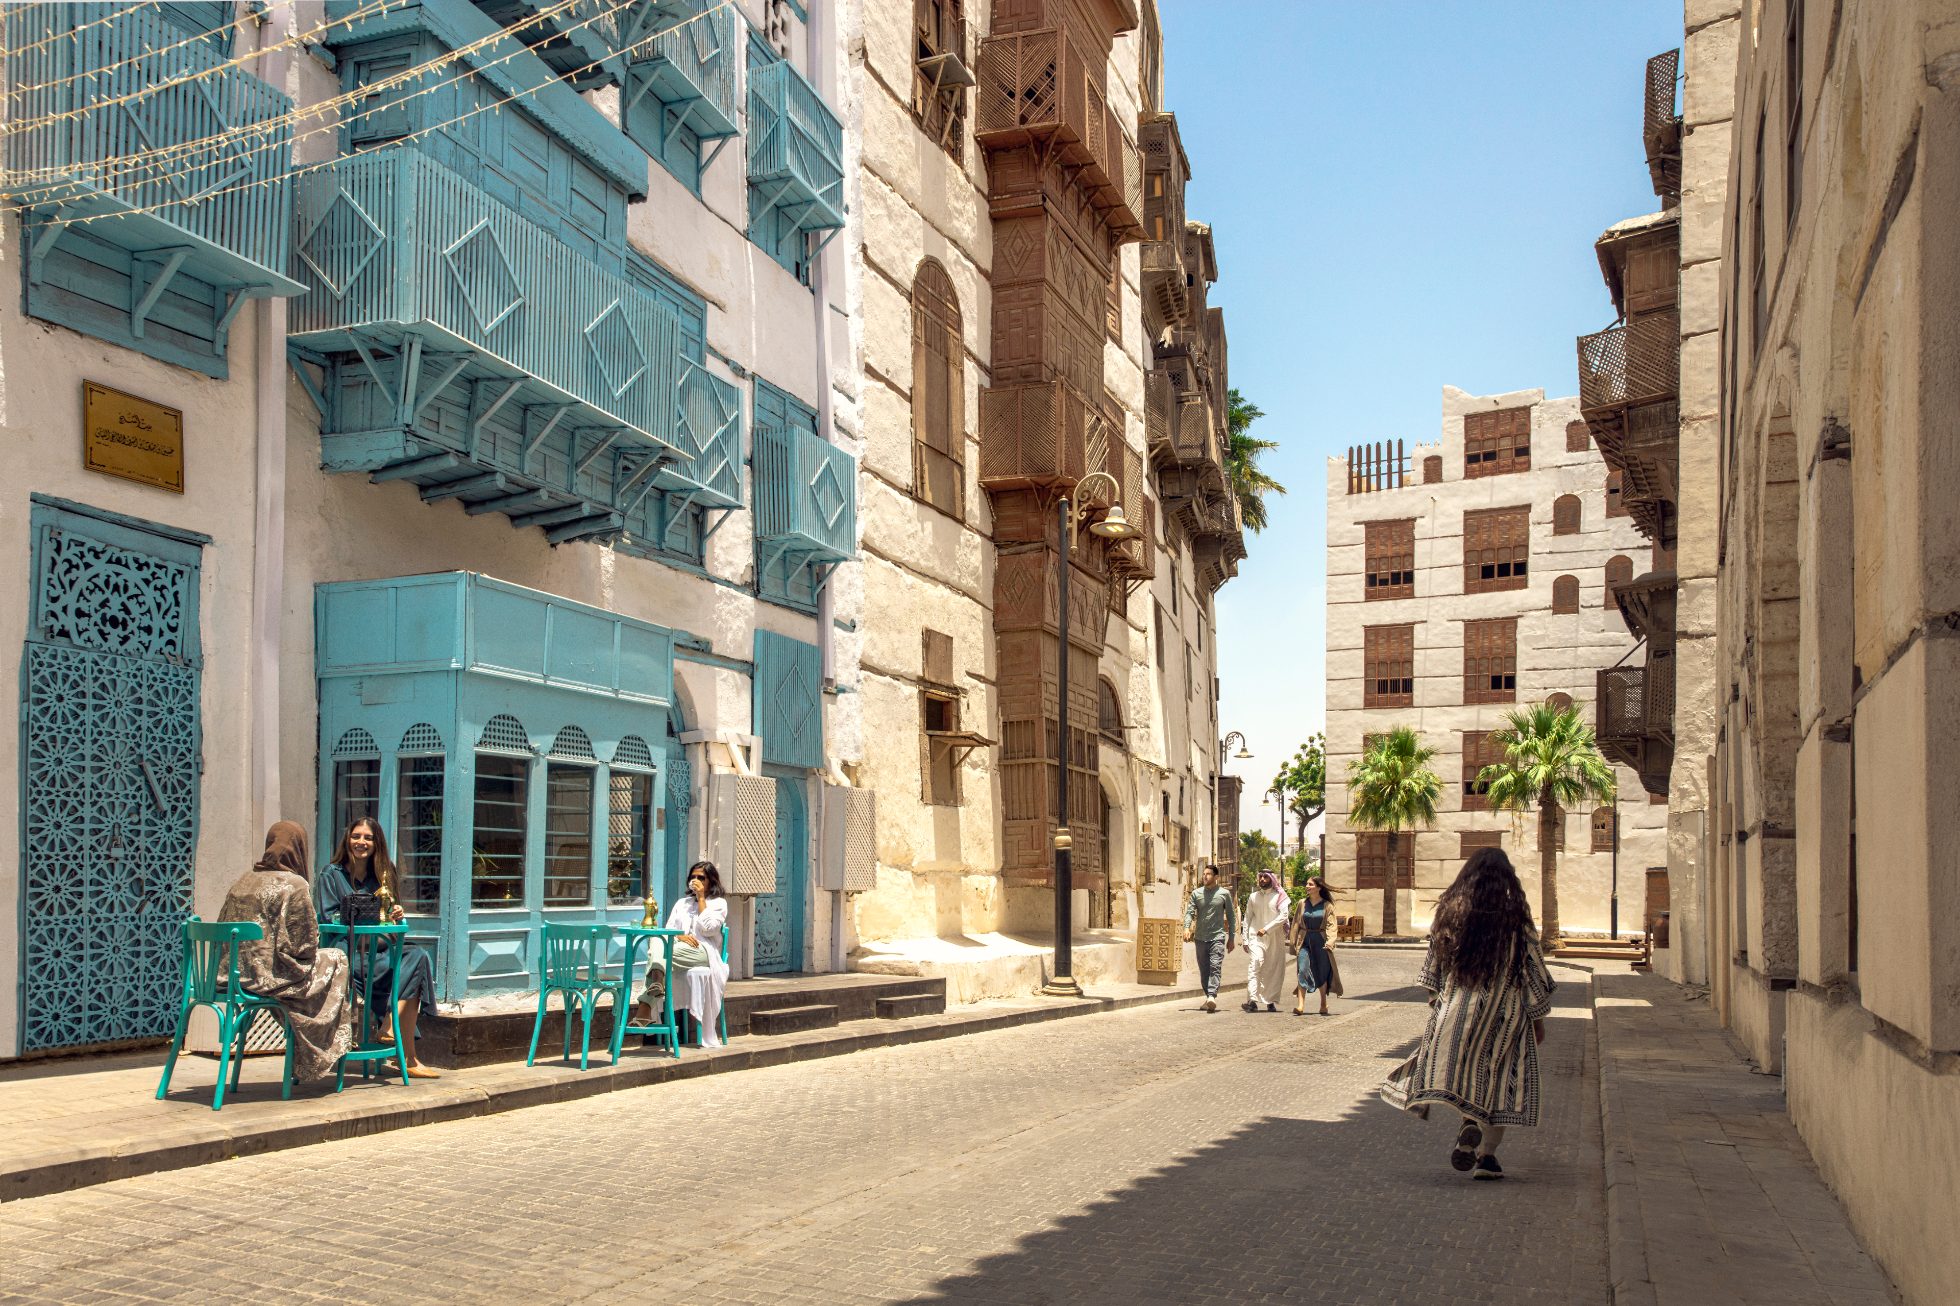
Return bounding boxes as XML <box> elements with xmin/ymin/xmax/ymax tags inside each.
<box><xmin>1161</xmin><ymin>0</ymin><xmax>1685</xmax><ymax>846</ymax></box>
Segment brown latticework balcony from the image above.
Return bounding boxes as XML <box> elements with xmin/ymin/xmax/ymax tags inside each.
<box><xmin>1597</xmin><ymin>655</ymin><xmax>1676</xmax><ymax>795</ymax></box>
<box><xmin>1578</xmin><ymin>311</ymin><xmax>1679</xmax><ymax>415</ymax></box>
<box><xmin>1141</xmin><ymin>238</ymin><xmax>1188</xmax><ymax>325</ymax></box>
<box><xmin>1644</xmin><ymin>49</ymin><xmax>1682</xmax><ymax>204</ymax></box>
<box><xmin>1108</xmin><ymin>495</ymin><xmax>1156</xmax><ymax>580</ymax></box>
<box><xmin>975</xmin><ymin>27</ymin><xmax>1133</xmax><ymax>231</ymax></box>
<box><xmin>979</xmin><ymin>380</ymin><xmax>1111</xmax><ymax>491</ymax></box>
<box><xmin>1612</xmin><ymin>570</ymin><xmax>1678</xmax><ymax>645</ymax></box>
<box><xmin>1145</xmin><ymin>367</ymin><xmax>1175</xmax><ymax>460</ymax></box>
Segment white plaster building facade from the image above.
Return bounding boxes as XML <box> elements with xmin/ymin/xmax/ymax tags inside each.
<box><xmin>1324</xmin><ymin>387</ymin><xmax>1666</xmax><ymax>936</ymax></box>
<box><xmin>2</xmin><ymin>0</ymin><xmax>867</xmax><ymax>1059</ymax></box>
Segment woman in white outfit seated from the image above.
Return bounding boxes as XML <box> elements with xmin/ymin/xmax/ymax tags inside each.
<box><xmin>1241</xmin><ymin>869</ymin><xmax>1291</xmax><ymax>1013</ymax></box>
<box><xmin>650</xmin><ymin>860</ymin><xmax>730</xmax><ymax>1048</ymax></box>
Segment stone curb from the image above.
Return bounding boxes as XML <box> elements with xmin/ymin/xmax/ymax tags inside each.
<box><xmin>3</xmin><ymin>978</ymin><xmax>1220</xmax><ymax>1205</ymax></box>
<box><xmin>1592</xmin><ymin>975</ymin><xmax>1658</xmax><ymax>1306</ymax></box>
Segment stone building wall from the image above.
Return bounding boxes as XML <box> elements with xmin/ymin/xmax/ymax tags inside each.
<box><xmin>1324</xmin><ymin>387</ymin><xmax>1667</xmax><ymax>936</ymax></box>
<box><xmin>1706</xmin><ymin>2</ymin><xmax>1960</xmax><ymax>1299</ymax></box>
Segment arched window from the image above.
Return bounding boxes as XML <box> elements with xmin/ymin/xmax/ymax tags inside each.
<box><xmin>1547</xmin><ymin>692</ymin><xmax>1575</xmax><ymax>712</ymax></box>
<box><xmin>1605</xmin><ymin>555</ymin><xmax>1634</xmax><ymax>619</ymax></box>
<box><xmin>1423</xmin><ymin>455</ymin><xmax>1442</xmax><ymax>484</ymax></box>
<box><xmin>1552</xmin><ymin>494</ymin><xmax>1581</xmax><ymax>535</ymax></box>
<box><xmin>1098</xmin><ymin>678</ymin><xmax>1124</xmax><ymax>742</ymax></box>
<box><xmin>1592</xmin><ymin>806</ymin><xmax>1617</xmax><ymax>852</ymax></box>
<box><xmin>1553</xmin><ymin>574</ymin><xmax>1580</xmax><ymax>613</ymax></box>
<box><xmin>1606</xmin><ymin>468</ymin><xmax>1628</xmax><ymax>517</ymax></box>
<box><xmin>911</xmin><ymin>259</ymin><xmax>964</xmax><ymax>519</ymax></box>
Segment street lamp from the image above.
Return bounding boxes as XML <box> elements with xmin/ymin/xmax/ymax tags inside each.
<box><xmin>1045</xmin><ymin>471</ymin><xmax>1136</xmax><ymax>999</ymax></box>
<box><xmin>1264</xmin><ymin>787</ymin><xmax>1288</xmax><ymax>864</ymax></box>
<box><xmin>1215</xmin><ymin>732</ymin><xmax>1251</xmax><ymax>888</ymax></box>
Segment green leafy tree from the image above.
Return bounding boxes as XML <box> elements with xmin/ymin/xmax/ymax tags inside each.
<box><xmin>1345</xmin><ymin>727</ymin><xmax>1441</xmax><ymax>937</ymax></box>
<box><xmin>1272</xmin><ymin>733</ymin><xmax>1326</xmax><ymax>856</ymax></box>
<box><xmin>1238</xmin><ymin>830</ymin><xmax>1280</xmax><ymax>881</ymax></box>
<box><xmin>1225</xmin><ymin>389</ymin><xmax>1286</xmax><ymax>533</ymax></box>
<box><xmin>1478</xmin><ymin>702</ymin><xmax>1619</xmax><ymax>946</ymax></box>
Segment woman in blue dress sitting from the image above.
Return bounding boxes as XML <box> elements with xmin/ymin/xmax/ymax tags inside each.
<box><xmin>315</xmin><ymin>817</ymin><xmax>442</xmax><ymax>1079</ymax></box>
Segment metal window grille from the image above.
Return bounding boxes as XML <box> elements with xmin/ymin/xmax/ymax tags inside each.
<box><xmin>1462</xmin><ymin>506</ymin><xmax>1529</xmax><ymax>594</ymax></box>
<box><xmin>612</xmin><ymin>734</ymin><xmax>655</xmax><ymax>772</ymax></box>
<box><xmin>548</xmin><ymin>725</ymin><xmax>596</xmax><ymax>761</ymax></box>
<box><xmin>399</xmin><ymin>723</ymin><xmax>444</xmax><ymax>755</ymax></box>
<box><xmin>1364</xmin><ymin>519</ymin><xmax>1415</xmax><ymax>600</ymax></box>
<box><xmin>478</xmin><ymin>714</ymin><xmax>532</xmax><ymax>755</ymax></box>
<box><xmin>543</xmin><ymin>763</ymin><xmax>595</xmax><ymax>906</ymax></box>
<box><xmin>1464</xmin><ymin>406</ymin><xmax>1532</xmax><ymax>478</ymax></box>
<box><xmin>1363</xmin><ymin>624</ymin><xmax>1415</xmax><ymax>708</ymax></box>
<box><xmin>471</xmin><ymin>753</ymin><xmax>528</xmax><ymax>905</ymax></box>
<box><xmin>1463</xmin><ymin>617</ymin><xmax>1518</xmax><ymax>705</ymax></box>
<box><xmin>333</xmin><ymin>727</ymin><xmax>380</xmax><ymax>759</ymax></box>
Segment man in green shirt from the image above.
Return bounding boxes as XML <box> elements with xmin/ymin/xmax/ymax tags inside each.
<box><xmin>1182</xmin><ymin>864</ymin><xmax>1239</xmax><ymax>1012</ymax></box>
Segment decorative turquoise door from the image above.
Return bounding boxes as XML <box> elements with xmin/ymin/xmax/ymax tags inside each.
<box><xmin>753</xmin><ymin>773</ymin><xmax>804</xmax><ymax>974</ymax></box>
<box><xmin>19</xmin><ymin>501</ymin><xmax>203</xmax><ymax>1052</ymax></box>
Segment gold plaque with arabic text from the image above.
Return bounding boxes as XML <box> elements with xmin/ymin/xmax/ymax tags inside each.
<box><xmin>83</xmin><ymin>382</ymin><xmax>184</xmax><ymax>493</ymax></box>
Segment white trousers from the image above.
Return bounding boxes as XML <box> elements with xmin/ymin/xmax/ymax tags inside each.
<box><xmin>1246</xmin><ymin>934</ymin><xmax>1287</xmax><ymax>1007</ymax></box>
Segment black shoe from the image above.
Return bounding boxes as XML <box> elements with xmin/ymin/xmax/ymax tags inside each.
<box><xmin>1451</xmin><ymin>1121</ymin><xmax>1483</xmax><ymax>1171</ymax></box>
<box><xmin>1472</xmin><ymin>1155</ymin><xmax>1504</xmax><ymax>1180</ymax></box>
<box><xmin>1265</xmin><ymin>1003</ymin><xmax>1278</xmax><ymax>1012</ymax></box>
<box><xmin>1241</xmin><ymin>1001</ymin><xmax>1260</xmax><ymax>1012</ymax></box>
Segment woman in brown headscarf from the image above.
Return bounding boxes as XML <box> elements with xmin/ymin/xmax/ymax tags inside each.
<box><xmin>218</xmin><ymin>821</ymin><xmax>354</xmax><ymax>1082</ymax></box>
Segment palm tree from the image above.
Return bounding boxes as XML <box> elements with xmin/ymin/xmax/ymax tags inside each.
<box><xmin>1478</xmin><ymin>702</ymin><xmax>1618</xmax><ymax>946</ymax></box>
<box><xmin>1225</xmin><ymin>388</ymin><xmax>1285</xmax><ymax>532</ymax></box>
<box><xmin>1345</xmin><ymin>727</ymin><xmax>1441</xmax><ymax>937</ymax></box>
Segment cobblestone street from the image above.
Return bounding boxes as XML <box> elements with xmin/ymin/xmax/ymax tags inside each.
<box><xmin>0</xmin><ymin>952</ymin><xmax>1607</xmax><ymax>1305</ymax></box>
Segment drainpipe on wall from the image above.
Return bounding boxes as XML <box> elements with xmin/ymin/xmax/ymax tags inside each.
<box><xmin>806</xmin><ymin>0</ymin><xmax>845</xmax><ymax>973</ymax></box>
<box><xmin>250</xmin><ymin>1</ymin><xmax>291</xmax><ymax>835</ymax></box>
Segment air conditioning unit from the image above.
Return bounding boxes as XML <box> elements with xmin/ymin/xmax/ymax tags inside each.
<box><xmin>709</xmin><ymin>772</ymin><xmax>777</xmax><ymax>895</ymax></box>
<box><xmin>818</xmin><ymin>786</ymin><xmax>877</xmax><ymax>892</ymax></box>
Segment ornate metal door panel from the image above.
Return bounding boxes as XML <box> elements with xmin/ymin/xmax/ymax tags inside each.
<box><xmin>20</xmin><ymin>505</ymin><xmax>202</xmax><ymax>1053</ymax></box>
<box><xmin>752</xmin><ymin>774</ymin><xmax>804</xmax><ymax>974</ymax></box>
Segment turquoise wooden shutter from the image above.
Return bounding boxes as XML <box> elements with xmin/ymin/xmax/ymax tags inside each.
<box><xmin>753</xmin><ymin>631</ymin><xmax>822</xmax><ymax>769</ymax></box>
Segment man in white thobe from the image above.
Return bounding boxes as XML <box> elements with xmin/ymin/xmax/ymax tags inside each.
<box><xmin>1242</xmin><ymin>870</ymin><xmax>1291</xmax><ymax>1012</ymax></box>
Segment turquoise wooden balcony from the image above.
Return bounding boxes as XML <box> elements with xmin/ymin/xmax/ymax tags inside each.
<box><xmin>754</xmin><ymin>425</ymin><xmax>856</xmax><ymax>586</ymax></box>
<box><xmin>289</xmin><ymin>145</ymin><xmax>690</xmax><ymax>544</ymax></box>
<box><xmin>747</xmin><ymin>59</ymin><xmax>846</xmax><ymax>242</ymax></box>
<box><xmin>2</xmin><ymin>2</ymin><xmax>303</xmax><ymax>302</ymax></box>
<box><xmin>623</xmin><ymin>0</ymin><xmax>741</xmax><ymax>158</ymax></box>
<box><xmin>473</xmin><ymin>0</ymin><xmax>624</xmax><ymax>88</ymax></box>
<box><xmin>652</xmin><ymin>361</ymin><xmax>744</xmax><ymax>510</ymax></box>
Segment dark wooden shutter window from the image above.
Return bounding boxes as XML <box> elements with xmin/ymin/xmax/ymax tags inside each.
<box><xmin>1355</xmin><ymin>832</ymin><xmax>1413</xmax><ymax>890</ymax></box>
<box><xmin>1547</xmin><ymin>692</ymin><xmax>1575</xmax><ymax>711</ymax></box>
<box><xmin>1463</xmin><ymin>506</ymin><xmax>1530</xmax><ymax>594</ymax></box>
<box><xmin>1463</xmin><ymin>617</ymin><xmax>1517</xmax><ymax>704</ymax></box>
<box><xmin>1423</xmin><ymin>455</ymin><xmax>1443</xmax><ymax>484</ymax></box>
<box><xmin>1364</xmin><ymin>519</ymin><xmax>1415</xmax><ymax>600</ymax></box>
<box><xmin>1461</xmin><ymin>730</ymin><xmax>1501</xmax><ymax>812</ymax></box>
<box><xmin>1364</xmin><ymin>624</ymin><xmax>1415</xmax><ymax>708</ymax></box>
<box><xmin>1606</xmin><ymin>468</ymin><xmax>1628</xmax><ymax>518</ymax></box>
<box><xmin>1566</xmin><ymin>421</ymin><xmax>1591</xmax><ymax>452</ymax></box>
<box><xmin>912</xmin><ymin>259</ymin><xmax>965</xmax><ymax>519</ymax></box>
<box><xmin>1553</xmin><ymin>574</ymin><xmax>1580</xmax><ymax>614</ymax></box>
<box><xmin>1552</xmin><ymin>494</ymin><xmax>1581</xmax><ymax>536</ymax></box>
<box><xmin>911</xmin><ymin>0</ymin><xmax>966</xmax><ymax>161</ymax></box>
<box><xmin>1464</xmin><ymin>406</ymin><xmax>1532</xmax><ymax>478</ymax></box>
<box><xmin>1460</xmin><ymin>830</ymin><xmax>1503</xmax><ymax>857</ymax></box>
<box><xmin>1592</xmin><ymin>806</ymin><xmax>1617</xmax><ymax>852</ymax></box>
<box><xmin>1605</xmin><ymin>555</ymin><xmax>1634</xmax><ymax>618</ymax></box>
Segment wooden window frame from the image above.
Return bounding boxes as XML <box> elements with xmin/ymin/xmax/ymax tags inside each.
<box><xmin>1462</xmin><ymin>506</ymin><xmax>1529</xmax><ymax>594</ymax></box>
<box><xmin>1552</xmin><ymin>574</ymin><xmax>1580</xmax><ymax>614</ymax></box>
<box><xmin>1552</xmin><ymin>494</ymin><xmax>1581</xmax><ymax>536</ymax></box>
<box><xmin>911</xmin><ymin>259</ymin><xmax>966</xmax><ymax>521</ymax></box>
<box><xmin>1566</xmin><ymin>421</ymin><xmax>1591</xmax><ymax>453</ymax></box>
<box><xmin>922</xmin><ymin>690</ymin><xmax>966</xmax><ymax>806</ymax></box>
<box><xmin>1605</xmin><ymin>555</ymin><xmax>1634</xmax><ymax>618</ymax></box>
<box><xmin>1462</xmin><ymin>617</ymin><xmax>1517</xmax><ymax>705</ymax></box>
<box><xmin>911</xmin><ymin>0</ymin><xmax>967</xmax><ymax>162</ymax></box>
<box><xmin>1363</xmin><ymin>623</ymin><xmax>1415</xmax><ymax>709</ymax></box>
<box><xmin>1422</xmin><ymin>455</ymin><xmax>1443</xmax><ymax>484</ymax></box>
<box><xmin>1592</xmin><ymin>806</ymin><xmax>1617</xmax><ymax>853</ymax></box>
<box><xmin>1460</xmin><ymin>830</ymin><xmax>1503</xmax><ymax>858</ymax></box>
<box><xmin>1364</xmin><ymin>518</ymin><xmax>1415</xmax><ymax>600</ymax></box>
<box><xmin>1461</xmin><ymin>730</ymin><xmax>1500</xmax><ymax>812</ymax></box>
<box><xmin>1606</xmin><ymin>469</ymin><xmax>1628</xmax><ymax>518</ymax></box>
<box><xmin>1463</xmin><ymin>406</ymin><xmax>1532</xmax><ymax>478</ymax></box>
<box><xmin>1355</xmin><ymin>832</ymin><xmax>1414</xmax><ymax>890</ymax></box>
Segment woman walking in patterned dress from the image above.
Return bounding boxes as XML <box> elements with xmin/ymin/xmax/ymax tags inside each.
<box><xmin>1380</xmin><ymin>848</ymin><xmax>1556</xmax><ymax>1180</ymax></box>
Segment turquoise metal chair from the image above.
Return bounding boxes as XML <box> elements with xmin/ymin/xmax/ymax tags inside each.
<box><xmin>156</xmin><ymin>918</ymin><xmax>296</xmax><ymax>1111</ymax></box>
<box><xmin>526</xmin><ymin>922</ymin><xmax>622</xmax><ymax>1070</ymax></box>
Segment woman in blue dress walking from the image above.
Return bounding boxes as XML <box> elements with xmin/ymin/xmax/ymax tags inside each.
<box><xmin>1291</xmin><ymin>876</ymin><xmax>1336</xmax><ymax>1015</ymax></box>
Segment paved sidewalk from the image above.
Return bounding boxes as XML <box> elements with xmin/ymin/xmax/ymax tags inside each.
<box><xmin>1593</xmin><ymin>969</ymin><xmax>1899</xmax><ymax>1305</ymax></box>
<box><xmin>3</xmin><ymin>948</ymin><xmax>1248</xmax><ymax>1204</ymax></box>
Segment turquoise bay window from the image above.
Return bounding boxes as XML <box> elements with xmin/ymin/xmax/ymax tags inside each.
<box><xmin>745</xmin><ymin>39</ymin><xmax>845</xmax><ymax>281</ymax></box>
<box><xmin>317</xmin><ymin>573</ymin><xmax>676</xmax><ymax>998</ymax></box>
<box><xmin>753</xmin><ymin>379</ymin><xmax>855</xmax><ymax>612</ymax></box>
<box><xmin>622</xmin><ymin>0</ymin><xmax>741</xmax><ymax>191</ymax></box>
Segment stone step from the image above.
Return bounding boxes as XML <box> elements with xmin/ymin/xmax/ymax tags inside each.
<box><xmin>748</xmin><ymin>1004</ymin><xmax>841</xmax><ymax>1036</ymax></box>
<box><xmin>875</xmin><ymin>993</ymin><xmax>946</xmax><ymax>1020</ymax></box>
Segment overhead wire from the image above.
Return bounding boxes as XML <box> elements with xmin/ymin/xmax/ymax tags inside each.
<box><xmin>0</xmin><ymin>0</ymin><xmax>741</xmax><ymax>234</ymax></box>
<box><xmin>3</xmin><ymin>0</ymin><xmax>324</xmax><ymax>99</ymax></box>
<box><xmin>0</xmin><ymin>0</ymin><xmax>166</xmax><ymax>62</ymax></box>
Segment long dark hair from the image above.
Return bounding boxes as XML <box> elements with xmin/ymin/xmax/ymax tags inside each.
<box><xmin>687</xmin><ymin>860</ymin><xmax>726</xmax><ymax>900</ymax></box>
<box><xmin>1428</xmin><ymin>848</ymin><xmax>1535</xmax><ymax>989</ymax></box>
<box><xmin>1307</xmin><ymin>874</ymin><xmax>1335</xmax><ymax>903</ymax></box>
<box><xmin>330</xmin><ymin>816</ymin><xmax>398</xmax><ymax>897</ymax></box>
